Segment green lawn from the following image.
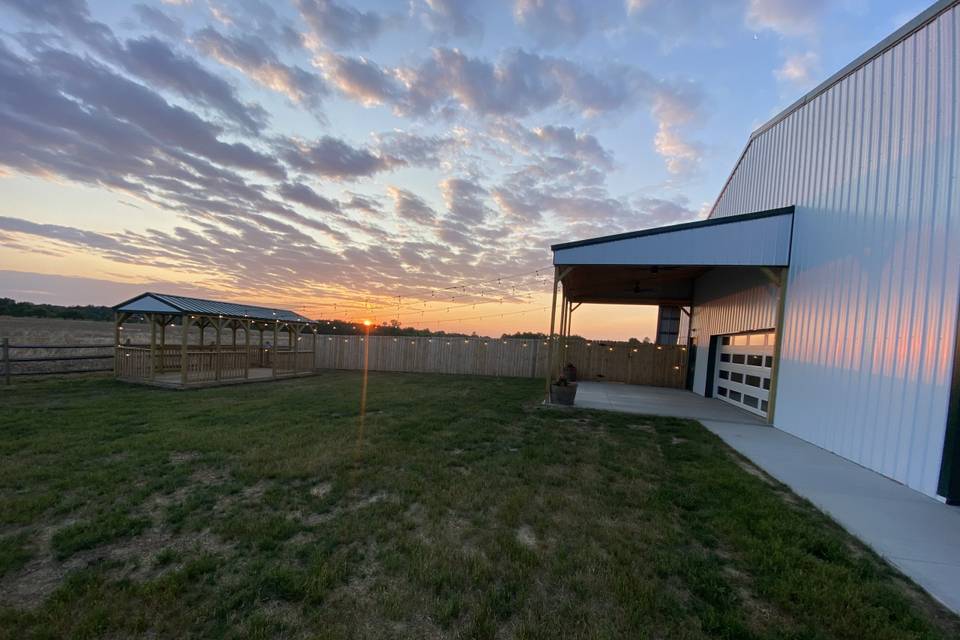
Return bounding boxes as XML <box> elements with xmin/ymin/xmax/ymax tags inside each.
<box><xmin>0</xmin><ymin>373</ymin><xmax>957</xmax><ymax>639</ymax></box>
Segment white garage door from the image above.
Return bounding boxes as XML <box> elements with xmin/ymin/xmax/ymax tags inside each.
<box><xmin>715</xmin><ymin>331</ymin><xmax>775</xmax><ymax>418</ymax></box>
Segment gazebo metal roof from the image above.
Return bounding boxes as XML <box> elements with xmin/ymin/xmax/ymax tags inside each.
<box><xmin>113</xmin><ymin>292</ymin><xmax>314</xmax><ymax>323</ymax></box>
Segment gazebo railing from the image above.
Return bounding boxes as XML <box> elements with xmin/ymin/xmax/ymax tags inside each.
<box><xmin>116</xmin><ymin>346</ymin><xmax>152</xmax><ymax>380</ymax></box>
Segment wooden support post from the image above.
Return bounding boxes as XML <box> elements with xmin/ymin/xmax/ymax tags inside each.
<box><xmin>113</xmin><ymin>311</ymin><xmax>121</xmax><ymax>377</ymax></box>
<box><xmin>181</xmin><ymin>315</ymin><xmax>190</xmax><ymax>386</ymax></box>
<box><xmin>545</xmin><ymin>267</ymin><xmax>574</xmax><ymax>399</ymax></box>
<box><xmin>272</xmin><ymin>322</ymin><xmax>279</xmax><ymax>377</ymax></box>
<box><xmin>766</xmin><ymin>267</ymin><xmax>789</xmax><ymax>425</ymax></box>
<box><xmin>243</xmin><ymin>320</ymin><xmax>250</xmax><ymax>379</ymax></box>
<box><xmin>290</xmin><ymin>326</ymin><xmax>298</xmax><ymax>373</ymax></box>
<box><xmin>312</xmin><ymin>325</ymin><xmax>318</xmax><ymax>372</ymax></box>
<box><xmin>149</xmin><ymin>313</ymin><xmax>157</xmax><ymax>380</ymax></box>
<box><xmin>259</xmin><ymin>326</ymin><xmax>265</xmax><ymax>367</ymax></box>
<box><xmin>545</xmin><ymin>267</ymin><xmax>560</xmax><ymax>398</ymax></box>
<box><xmin>3</xmin><ymin>337</ymin><xmax>10</xmax><ymax>386</ymax></box>
<box><xmin>214</xmin><ymin>317</ymin><xmax>222</xmax><ymax>381</ymax></box>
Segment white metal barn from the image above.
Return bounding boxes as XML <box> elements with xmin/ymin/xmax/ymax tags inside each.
<box><xmin>549</xmin><ymin>0</ymin><xmax>960</xmax><ymax>503</ymax></box>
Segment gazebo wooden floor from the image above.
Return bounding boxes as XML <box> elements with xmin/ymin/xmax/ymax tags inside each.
<box><xmin>128</xmin><ymin>367</ymin><xmax>316</xmax><ymax>390</ymax></box>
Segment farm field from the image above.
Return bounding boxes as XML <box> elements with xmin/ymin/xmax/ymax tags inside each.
<box><xmin>1</xmin><ymin>373</ymin><xmax>958</xmax><ymax>639</ymax></box>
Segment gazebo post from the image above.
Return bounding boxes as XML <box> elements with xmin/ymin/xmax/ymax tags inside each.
<box><xmin>259</xmin><ymin>325</ymin><xmax>265</xmax><ymax>367</ymax></box>
<box><xmin>113</xmin><ymin>311</ymin><xmax>122</xmax><ymax>377</ymax></box>
<box><xmin>243</xmin><ymin>320</ymin><xmax>250</xmax><ymax>379</ymax></box>
<box><xmin>159</xmin><ymin>316</ymin><xmax>166</xmax><ymax>372</ymax></box>
<box><xmin>181</xmin><ymin>315</ymin><xmax>190</xmax><ymax>386</ymax></box>
<box><xmin>214</xmin><ymin>317</ymin><xmax>222</xmax><ymax>381</ymax></box>
<box><xmin>272</xmin><ymin>321</ymin><xmax>279</xmax><ymax>377</ymax></box>
<box><xmin>149</xmin><ymin>313</ymin><xmax>156</xmax><ymax>381</ymax></box>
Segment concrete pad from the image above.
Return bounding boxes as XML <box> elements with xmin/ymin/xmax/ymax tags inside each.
<box><xmin>701</xmin><ymin>419</ymin><xmax>960</xmax><ymax>614</ymax></box>
<box><xmin>574</xmin><ymin>380</ymin><xmax>764</xmax><ymax>424</ymax></box>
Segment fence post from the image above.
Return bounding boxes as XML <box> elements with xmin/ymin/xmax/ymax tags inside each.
<box><xmin>3</xmin><ymin>338</ymin><xmax>9</xmax><ymax>385</ymax></box>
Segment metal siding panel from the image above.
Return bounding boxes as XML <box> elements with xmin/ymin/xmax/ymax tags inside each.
<box><xmin>707</xmin><ymin>7</ymin><xmax>960</xmax><ymax>497</ymax></box>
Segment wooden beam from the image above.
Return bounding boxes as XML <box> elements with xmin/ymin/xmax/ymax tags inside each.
<box><xmin>759</xmin><ymin>266</ymin><xmax>783</xmax><ymax>287</ymax></box>
<box><xmin>214</xmin><ymin>316</ymin><xmax>222</xmax><ymax>381</ymax></box>
<box><xmin>181</xmin><ymin>315</ymin><xmax>191</xmax><ymax>386</ymax></box>
<box><xmin>243</xmin><ymin>319</ymin><xmax>250</xmax><ymax>379</ymax></box>
<box><xmin>149</xmin><ymin>313</ymin><xmax>156</xmax><ymax>380</ymax></box>
<box><xmin>766</xmin><ymin>267</ymin><xmax>789</xmax><ymax>424</ymax></box>
<box><xmin>113</xmin><ymin>311</ymin><xmax>121</xmax><ymax>377</ymax></box>
<box><xmin>272</xmin><ymin>321</ymin><xmax>279</xmax><ymax>378</ymax></box>
<box><xmin>545</xmin><ymin>266</ymin><xmax>561</xmax><ymax>399</ymax></box>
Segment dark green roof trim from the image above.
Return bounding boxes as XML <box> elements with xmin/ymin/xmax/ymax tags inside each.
<box><xmin>550</xmin><ymin>206</ymin><xmax>794</xmax><ymax>252</ymax></box>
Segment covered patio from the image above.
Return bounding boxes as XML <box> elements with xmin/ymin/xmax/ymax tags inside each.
<box><xmin>112</xmin><ymin>293</ymin><xmax>320</xmax><ymax>388</ymax></box>
<box><xmin>545</xmin><ymin>207</ymin><xmax>794</xmax><ymax>422</ymax></box>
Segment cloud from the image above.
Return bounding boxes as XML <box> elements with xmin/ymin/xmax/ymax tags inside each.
<box><xmin>746</xmin><ymin>0</ymin><xmax>825</xmax><ymax>37</ymax></box>
<box><xmin>774</xmin><ymin>51</ymin><xmax>819</xmax><ymax>86</ymax></box>
<box><xmin>343</xmin><ymin>192</ymin><xmax>383</xmax><ymax>215</ymax></box>
<box><xmin>388</xmin><ymin>186</ymin><xmax>437</xmax><ymax>226</ymax></box>
<box><xmin>296</xmin><ymin>0</ymin><xmax>383</xmax><ymax>49</ymax></box>
<box><xmin>1</xmin><ymin>0</ymin><xmax>118</xmax><ymax>56</ymax></box>
<box><xmin>33</xmin><ymin>47</ymin><xmax>284</xmax><ymax>179</ymax></box>
<box><xmin>277</xmin><ymin>182</ymin><xmax>341</xmax><ymax>213</ymax></box>
<box><xmin>530</xmin><ymin>125</ymin><xmax>613</xmax><ymax>169</ymax></box>
<box><xmin>122</xmin><ymin>36</ymin><xmax>268</xmax><ymax>134</ymax></box>
<box><xmin>398</xmin><ymin>47</ymin><xmax>650</xmax><ymax>118</ymax></box>
<box><xmin>625</xmin><ymin>0</ymin><xmax>741</xmax><ymax>49</ymax></box>
<box><xmin>649</xmin><ymin>83</ymin><xmax>704</xmax><ymax>175</ymax></box>
<box><xmin>631</xmin><ymin>195</ymin><xmax>699</xmax><ymax>226</ymax></box>
<box><xmin>316</xmin><ymin>52</ymin><xmax>403</xmax><ymax>106</ymax></box>
<box><xmin>373</xmin><ymin>131</ymin><xmax>457</xmax><ymax>168</ymax></box>
<box><xmin>513</xmin><ymin>0</ymin><xmax>591</xmax><ymax>47</ymax></box>
<box><xmin>421</xmin><ymin>0</ymin><xmax>482</xmax><ymax>39</ymax></box>
<box><xmin>3</xmin><ymin>0</ymin><xmax>273</xmax><ymax>133</ymax></box>
<box><xmin>441</xmin><ymin>178</ymin><xmax>490</xmax><ymax>225</ymax></box>
<box><xmin>193</xmin><ymin>28</ymin><xmax>327</xmax><ymax>110</ymax></box>
<box><xmin>131</xmin><ymin>4</ymin><xmax>184</xmax><ymax>38</ymax></box>
<box><xmin>280</xmin><ymin>135</ymin><xmax>393</xmax><ymax>179</ymax></box>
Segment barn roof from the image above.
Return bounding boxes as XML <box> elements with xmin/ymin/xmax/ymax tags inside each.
<box><xmin>113</xmin><ymin>292</ymin><xmax>314</xmax><ymax>323</ymax></box>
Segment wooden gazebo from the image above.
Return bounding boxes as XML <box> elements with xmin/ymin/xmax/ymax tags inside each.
<box><xmin>112</xmin><ymin>293</ymin><xmax>319</xmax><ymax>388</ymax></box>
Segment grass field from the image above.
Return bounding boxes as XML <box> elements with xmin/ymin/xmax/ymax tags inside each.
<box><xmin>0</xmin><ymin>373</ymin><xmax>957</xmax><ymax>639</ymax></box>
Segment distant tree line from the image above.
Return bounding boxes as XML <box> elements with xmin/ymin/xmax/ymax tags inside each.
<box><xmin>0</xmin><ymin>298</ymin><xmax>113</xmax><ymax>321</ymax></box>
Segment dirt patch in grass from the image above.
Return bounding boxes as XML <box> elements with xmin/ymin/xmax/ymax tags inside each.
<box><xmin>516</xmin><ymin>525</ymin><xmax>538</xmax><ymax>549</ymax></box>
<box><xmin>169</xmin><ymin>451</ymin><xmax>201</xmax><ymax>464</ymax></box>
<box><xmin>310</xmin><ymin>482</ymin><xmax>333</xmax><ymax>499</ymax></box>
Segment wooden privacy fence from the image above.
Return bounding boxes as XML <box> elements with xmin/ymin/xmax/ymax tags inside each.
<box><xmin>558</xmin><ymin>339</ymin><xmax>688</xmax><ymax>387</ymax></box>
<box><xmin>313</xmin><ymin>335</ymin><xmax>688</xmax><ymax>388</ymax></box>
<box><xmin>316</xmin><ymin>335</ymin><xmax>548</xmax><ymax>378</ymax></box>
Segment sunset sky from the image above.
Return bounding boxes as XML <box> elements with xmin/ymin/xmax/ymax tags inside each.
<box><xmin>0</xmin><ymin>0</ymin><xmax>926</xmax><ymax>340</ymax></box>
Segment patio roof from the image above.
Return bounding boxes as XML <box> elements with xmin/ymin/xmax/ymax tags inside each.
<box><xmin>113</xmin><ymin>292</ymin><xmax>314</xmax><ymax>323</ymax></box>
<box><xmin>550</xmin><ymin>206</ymin><xmax>794</xmax><ymax>305</ymax></box>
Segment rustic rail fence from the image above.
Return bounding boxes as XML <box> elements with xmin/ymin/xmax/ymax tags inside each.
<box><xmin>314</xmin><ymin>335</ymin><xmax>688</xmax><ymax>388</ymax></box>
<box><xmin>2</xmin><ymin>338</ymin><xmax>114</xmax><ymax>383</ymax></box>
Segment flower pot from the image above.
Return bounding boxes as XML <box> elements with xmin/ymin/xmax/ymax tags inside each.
<box><xmin>550</xmin><ymin>382</ymin><xmax>578</xmax><ymax>406</ymax></box>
